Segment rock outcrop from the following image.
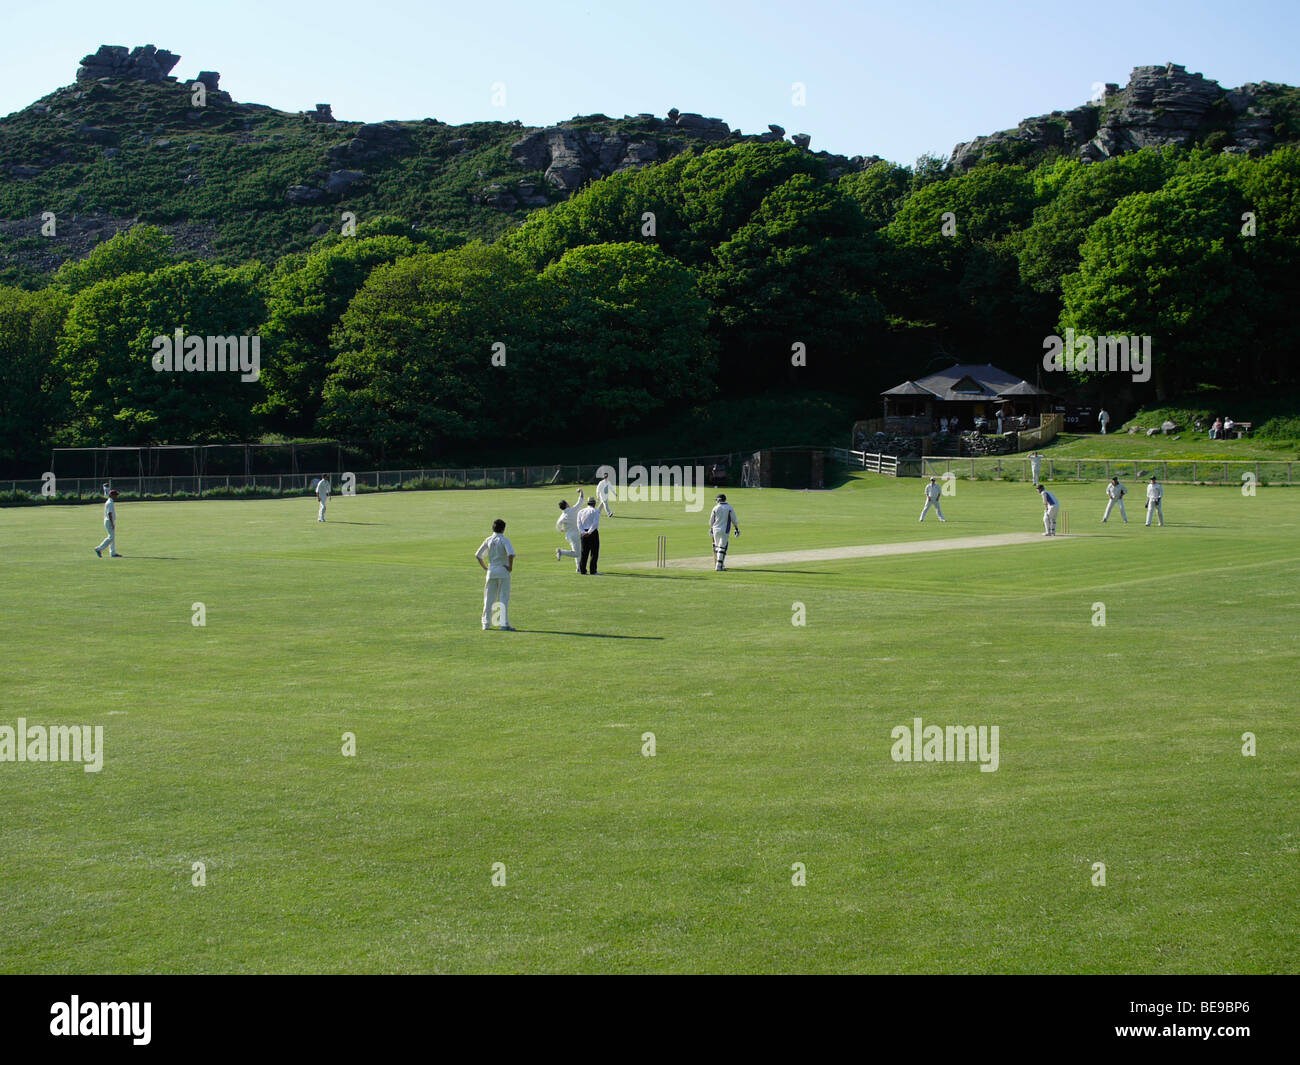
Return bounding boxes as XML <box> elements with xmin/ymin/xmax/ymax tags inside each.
<box><xmin>506</xmin><ymin>109</ymin><xmax>868</xmax><ymax>197</ymax></box>
<box><xmin>509</xmin><ymin>123</ymin><xmax>665</xmax><ymax>191</ymax></box>
<box><xmin>951</xmin><ymin>63</ymin><xmax>1278</xmax><ymax>170</ymax></box>
<box><xmin>326</xmin><ymin>121</ymin><xmax>412</xmax><ymax>166</ymax></box>
<box><xmin>77</xmin><ymin>45</ymin><xmax>181</xmax><ymax>84</ymax></box>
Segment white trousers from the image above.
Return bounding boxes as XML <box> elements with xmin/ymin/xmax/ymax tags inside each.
<box><xmin>1146</xmin><ymin>501</ymin><xmax>1164</xmax><ymax>526</ymax></box>
<box><xmin>318</xmin><ymin>499</ymin><xmax>327</xmax><ymax>520</ymax></box>
<box><xmin>712</xmin><ymin>531</ymin><xmax>730</xmax><ymax>566</ymax></box>
<box><xmin>559</xmin><ymin>531</ymin><xmax>581</xmax><ymax>566</ymax></box>
<box><xmin>1102</xmin><ymin>498</ymin><xmax>1127</xmax><ymax>522</ymax></box>
<box><xmin>483</xmin><ymin>574</ymin><xmax>511</xmax><ymax>628</ymax></box>
<box><xmin>95</xmin><ymin>520</ymin><xmax>116</xmax><ymax>553</ymax></box>
<box><xmin>919</xmin><ymin>499</ymin><xmax>945</xmax><ymax>521</ymax></box>
<box><xmin>1043</xmin><ymin>504</ymin><xmax>1059</xmax><ymax>535</ymax></box>
<box><xmin>598</xmin><ymin>496</ymin><xmax>613</xmax><ymax>515</ymax></box>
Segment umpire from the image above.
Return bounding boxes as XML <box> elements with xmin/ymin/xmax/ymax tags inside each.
<box><xmin>576</xmin><ymin>495</ymin><xmax>601</xmax><ymax>574</ymax></box>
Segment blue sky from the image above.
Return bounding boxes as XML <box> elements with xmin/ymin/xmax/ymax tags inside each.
<box><xmin>3</xmin><ymin>0</ymin><xmax>1297</xmax><ymax>165</ymax></box>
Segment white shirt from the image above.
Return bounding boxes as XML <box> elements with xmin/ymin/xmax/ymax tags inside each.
<box><xmin>316</xmin><ymin>479</ymin><xmax>330</xmax><ymax>502</ymax></box>
<box><xmin>1147</xmin><ymin>483</ymin><xmax>1163</xmax><ymax>503</ymax></box>
<box><xmin>596</xmin><ymin>478</ymin><xmax>615</xmax><ymax>500</ymax></box>
<box><xmin>104</xmin><ymin>498</ymin><xmax>116</xmax><ymax>522</ymax></box>
<box><xmin>709</xmin><ymin>503</ymin><xmax>739</xmax><ymax>535</ymax></box>
<box><xmin>576</xmin><ymin>505</ymin><xmax>600</xmax><ymax>535</ymax></box>
<box><xmin>1107</xmin><ymin>482</ymin><xmax>1126</xmax><ymax>499</ymax></box>
<box><xmin>1040</xmin><ymin>490</ymin><xmax>1059</xmax><ymax>508</ymax></box>
<box><xmin>1099</xmin><ymin>411</ymin><xmax>1110</xmax><ymax>423</ymax></box>
<box><xmin>924</xmin><ymin>482</ymin><xmax>941</xmax><ymax>502</ymax></box>
<box><xmin>556</xmin><ymin>491</ymin><xmax>584</xmax><ymax>534</ymax></box>
<box><xmin>476</xmin><ymin>534</ymin><xmax>515</xmax><ymax>578</ymax></box>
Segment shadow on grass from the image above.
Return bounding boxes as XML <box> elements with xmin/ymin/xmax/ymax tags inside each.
<box><xmin>322</xmin><ymin>521</ymin><xmax>386</xmax><ymax>526</ymax></box>
<box><xmin>727</xmin><ymin>568</ymin><xmax>833</xmax><ymax>575</ymax></box>
<box><xmin>517</xmin><ymin>629</ymin><xmax>664</xmax><ymax>640</ymax></box>
<box><xmin>600</xmin><ymin>571</ymin><xmax>710</xmax><ymax>581</ymax></box>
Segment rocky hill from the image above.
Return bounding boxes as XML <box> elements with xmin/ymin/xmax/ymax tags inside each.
<box><xmin>0</xmin><ymin>44</ymin><xmax>874</xmax><ymax>283</ymax></box>
<box><xmin>1</xmin><ymin>47</ymin><xmax>1297</xmax><ymax>284</ymax></box>
<box><xmin>950</xmin><ymin>62</ymin><xmax>1300</xmax><ymax>170</ymax></box>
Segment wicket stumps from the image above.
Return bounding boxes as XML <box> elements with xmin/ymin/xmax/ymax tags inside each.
<box><xmin>1060</xmin><ymin>510</ymin><xmax>1069</xmax><ymax>535</ymax></box>
<box><xmin>656</xmin><ymin>535</ymin><xmax>667</xmax><ymax>567</ymax></box>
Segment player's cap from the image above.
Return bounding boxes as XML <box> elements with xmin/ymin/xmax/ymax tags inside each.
<box><xmin>716</xmin><ymin>494</ymin><xmax>726</xmax><ymax>502</ymax></box>
<box><xmin>108</xmin><ymin>489</ymin><xmax>120</xmax><ymax>498</ymax></box>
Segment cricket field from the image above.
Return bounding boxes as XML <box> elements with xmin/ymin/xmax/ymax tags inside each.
<box><xmin>1</xmin><ymin>474</ymin><xmax>1297</xmax><ymax>973</ymax></box>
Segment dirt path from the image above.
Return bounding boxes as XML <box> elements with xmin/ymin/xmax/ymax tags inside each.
<box><xmin>632</xmin><ymin>532</ymin><xmax>1061</xmax><ymax>570</ymax></box>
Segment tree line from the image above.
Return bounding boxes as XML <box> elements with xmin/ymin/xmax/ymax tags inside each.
<box><xmin>3</xmin><ymin>140</ymin><xmax>1298</xmax><ymax>473</ymax></box>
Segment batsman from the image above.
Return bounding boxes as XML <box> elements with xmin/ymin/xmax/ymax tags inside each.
<box><xmin>708</xmin><ymin>493</ymin><xmax>740</xmax><ymax>572</ymax></box>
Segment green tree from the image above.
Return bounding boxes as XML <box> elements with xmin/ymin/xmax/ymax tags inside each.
<box><xmin>320</xmin><ymin>243</ymin><xmax>542</xmax><ymax>458</ymax></box>
<box><xmin>1018</xmin><ymin>148</ymin><xmax>1180</xmax><ymax>295</ymax></box>
<box><xmin>838</xmin><ymin>161</ymin><xmax>911</xmax><ymax>230</ymax></box>
<box><xmin>881</xmin><ymin>165</ymin><xmax>1039</xmax><ymax>357</ymax></box>
<box><xmin>538</xmin><ymin>243</ymin><xmax>714</xmax><ymax>437</ymax></box>
<box><xmin>0</xmin><ymin>285</ymin><xmax>71</xmax><ymax>472</ymax></box>
<box><xmin>56</xmin><ymin>261</ymin><xmax>267</xmax><ymax>444</ymax></box>
<box><xmin>1060</xmin><ymin>172</ymin><xmax>1253</xmax><ymax>399</ymax></box>
<box><xmin>257</xmin><ymin>234</ymin><xmax>424</xmax><ymax>433</ymax></box>
<box><xmin>53</xmin><ymin>225</ymin><xmax>177</xmax><ymax>295</ymax></box>
<box><xmin>703</xmin><ymin>173</ymin><xmax>882</xmax><ymax>390</ymax></box>
<box><xmin>1234</xmin><ymin>146</ymin><xmax>1300</xmax><ymax>385</ymax></box>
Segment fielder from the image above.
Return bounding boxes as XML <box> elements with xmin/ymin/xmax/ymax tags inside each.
<box><xmin>918</xmin><ymin>476</ymin><xmax>946</xmax><ymax>522</ymax></box>
<box><xmin>596</xmin><ymin>472</ymin><xmax>616</xmax><ymax>516</ymax></box>
<box><xmin>554</xmin><ymin>488</ymin><xmax>585</xmax><ymax>570</ymax></box>
<box><xmin>1036</xmin><ymin>483</ymin><xmax>1060</xmax><ymax>536</ymax></box>
<box><xmin>1030</xmin><ymin>452</ymin><xmax>1043</xmax><ymax>484</ymax></box>
<box><xmin>93</xmin><ymin>485</ymin><xmax>122</xmax><ymax>558</ymax></box>
<box><xmin>1102</xmin><ymin>477</ymin><xmax>1128</xmax><ymax>523</ymax></box>
<box><xmin>708</xmin><ymin>493</ymin><xmax>740</xmax><ymax>571</ymax></box>
<box><xmin>1145</xmin><ymin>477</ymin><xmax>1164</xmax><ymax>527</ymax></box>
<box><xmin>476</xmin><ymin>518</ymin><xmax>516</xmax><ymax>630</ymax></box>
<box><xmin>315</xmin><ymin>476</ymin><xmax>330</xmax><ymax>522</ymax></box>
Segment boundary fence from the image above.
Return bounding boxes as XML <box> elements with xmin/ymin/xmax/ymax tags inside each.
<box><xmin>1</xmin><ymin>466</ymin><xmax>615</xmax><ymax>502</ymax></box>
<box><xmin>830</xmin><ymin>448</ymin><xmax>905</xmax><ymax>476</ymax></box>
<box><xmin>921</xmin><ymin>456</ymin><xmax>1296</xmax><ymax>484</ymax></box>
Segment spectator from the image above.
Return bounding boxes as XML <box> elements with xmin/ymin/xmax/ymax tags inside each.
<box><xmin>1224</xmin><ymin>416</ymin><xmax>1236</xmax><ymax>438</ymax></box>
<box><xmin>939</xmin><ymin>417</ymin><xmax>948</xmax><ymax>433</ymax></box>
<box><xmin>1210</xmin><ymin>417</ymin><xmax>1222</xmax><ymax>439</ymax></box>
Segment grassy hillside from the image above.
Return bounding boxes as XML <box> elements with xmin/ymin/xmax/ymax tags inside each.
<box><xmin>0</xmin><ymin>77</ymin><xmax>748</xmax><ymax>284</ymax></box>
<box><xmin>1042</xmin><ymin>432</ymin><xmax>1300</xmax><ymax>461</ymax></box>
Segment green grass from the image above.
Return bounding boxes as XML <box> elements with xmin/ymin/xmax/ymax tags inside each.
<box><xmin>1</xmin><ymin>475</ymin><xmax>1298</xmax><ymax>973</ymax></box>
<box><xmin>1043</xmin><ymin>432</ymin><xmax>1300</xmax><ymax>462</ymax></box>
